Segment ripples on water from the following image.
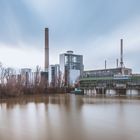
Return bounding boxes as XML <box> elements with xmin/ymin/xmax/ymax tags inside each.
<box><xmin>0</xmin><ymin>95</ymin><xmax>140</xmax><ymax>140</ymax></box>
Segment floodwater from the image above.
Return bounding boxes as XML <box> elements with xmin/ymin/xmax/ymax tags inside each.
<box><xmin>0</xmin><ymin>95</ymin><xmax>140</xmax><ymax>140</ymax></box>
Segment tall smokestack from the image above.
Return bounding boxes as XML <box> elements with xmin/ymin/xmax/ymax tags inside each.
<box><xmin>116</xmin><ymin>58</ymin><xmax>119</xmax><ymax>68</ymax></box>
<box><xmin>120</xmin><ymin>39</ymin><xmax>124</xmax><ymax>68</ymax></box>
<box><xmin>45</xmin><ymin>28</ymin><xmax>49</xmax><ymax>72</ymax></box>
<box><xmin>105</xmin><ymin>60</ymin><xmax>107</xmax><ymax>69</ymax></box>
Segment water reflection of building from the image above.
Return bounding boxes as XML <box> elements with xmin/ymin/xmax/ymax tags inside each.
<box><xmin>60</xmin><ymin>51</ymin><xmax>84</xmax><ymax>86</ymax></box>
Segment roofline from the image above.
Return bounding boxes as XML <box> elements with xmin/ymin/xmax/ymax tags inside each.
<box><xmin>84</xmin><ymin>67</ymin><xmax>132</xmax><ymax>72</ymax></box>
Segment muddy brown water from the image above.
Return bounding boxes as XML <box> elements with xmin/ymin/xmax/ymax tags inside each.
<box><xmin>0</xmin><ymin>94</ymin><xmax>140</xmax><ymax>140</ymax></box>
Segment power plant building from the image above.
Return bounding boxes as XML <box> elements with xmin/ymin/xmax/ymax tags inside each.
<box><xmin>49</xmin><ymin>64</ymin><xmax>60</xmax><ymax>87</ymax></box>
<box><xmin>20</xmin><ymin>68</ymin><xmax>32</xmax><ymax>86</ymax></box>
<box><xmin>60</xmin><ymin>51</ymin><xmax>84</xmax><ymax>86</ymax></box>
<box><xmin>83</xmin><ymin>67</ymin><xmax>132</xmax><ymax>78</ymax></box>
<box><xmin>80</xmin><ymin>39</ymin><xmax>140</xmax><ymax>90</ymax></box>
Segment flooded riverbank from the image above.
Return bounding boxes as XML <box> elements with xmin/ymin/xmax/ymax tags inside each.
<box><xmin>0</xmin><ymin>94</ymin><xmax>140</xmax><ymax>140</ymax></box>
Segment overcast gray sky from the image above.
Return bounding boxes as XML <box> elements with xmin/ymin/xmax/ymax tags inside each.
<box><xmin>0</xmin><ymin>0</ymin><xmax>140</xmax><ymax>72</ymax></box>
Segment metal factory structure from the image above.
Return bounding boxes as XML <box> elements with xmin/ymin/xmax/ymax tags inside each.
<box><xmin>80</xmin><ymin>39</ymin><xmax>140</xmax><ymax>95</ymax></box>
<box><xmin>43</xmin><ymin>28</ymin><xmax>140</xmax><ymax>95</ymax></box>
<box><xmin>49</xmin><ymin>64</ymin><xmax>60</xmax><ymax>87</ymax></box>
<box><xmin>44</xmin><ymin>28</ymin><xmax>84</xmax><ymax>87</ymax></box>
<box><xmin>60</xmin><ymin>51</ymin><xmax>84</xmax><ymax>86</ymax></box>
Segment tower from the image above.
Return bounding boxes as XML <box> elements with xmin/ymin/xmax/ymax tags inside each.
<box><xmin>45</xmin><ymin>28</ymin><xmax>49</xmax><ymax>72</ymax></box>
<box><xmin>120</xmin><ymin>39</ymin><xmax>124</xmax><ymax>68</ymax></box>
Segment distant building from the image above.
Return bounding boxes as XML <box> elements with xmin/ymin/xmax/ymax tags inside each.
<box><xmin>49</xmin><ymin>64</ymin><xmax>60</xmax><ymax>87</ymax></box>
<box><xmin>79</xmin><ymin>67</ymin><xmax>140</xmax><ymax>90</ymax></box>
<box><xmin>83</xmin><ymin>67</ymin><xmax>132</xmax><ymax>78</ymax></box>
<box><xmin>20</xmin><ymin>68</ymin><xmax>32</xmax><ymax>86</ymax></box>
<box><xmin>7</xmin><ymin>75</ymin><xmax>17</xmax><ymax>86</ymax></box>
<box><xmin>41</xmin><ymin>72</ymin><xmax>48</xmax><ymax>84</ymax></box>
<box><xmin>60</xmin><ymin>51</ymin><xmax>84</xmax><ymax>86</ymax></box>
<box><xmin>79</xmin><ymin>39</ymin><xmax>137</xmax><ymax>89</ymax></box>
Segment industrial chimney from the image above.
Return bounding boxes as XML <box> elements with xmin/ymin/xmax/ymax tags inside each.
<box><xmin>116</xmin><ymin>58</ymin><xmax>119</xmax><ymax>68</ymax></box>
<box><xmin>105</xmin><ymin>60</ymin><xmax>107</xmax><ymax>69</ymax></box>
<box><xmin>45</xmin><ymin>28</ymin><xmax>49</xmax><ymax>72</ymax></box>
<box><xmin>120</xmin><ymin>39</ymin><xmax>124</xmax><ymax>68</ymax></box>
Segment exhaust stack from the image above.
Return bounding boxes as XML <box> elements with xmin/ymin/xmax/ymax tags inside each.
<box><xmin>105</xmin><ymin>60</ymin><xmax>107</xmax><ymax>69</ymax></box>
<box><xmin>45</xmin><ymin>28</ymin><xmax>49</xmax><ymax>72</ymax></box>
<box><xmin>120</xmin><ymin>39</ymin><xmax>124</xmax><ymax>68</ymax></box>
<box><xmin>116</xmin><ymin>58</ymin><xmax>119</xmax><ymax>68</ymax></box>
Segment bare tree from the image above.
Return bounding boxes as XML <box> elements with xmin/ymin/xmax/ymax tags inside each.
<box><xmin>0</xmin><ymin>62</ymin><xmax>5</xmax><ymax>85</ymax></box>
<box><xmin>5</xmin><ymin>67</ymin><xmax>16</xmax><ymax>83</ymax></box>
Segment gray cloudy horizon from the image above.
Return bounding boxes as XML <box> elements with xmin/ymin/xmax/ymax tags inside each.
<box><xmin>0</xmin><ymin>0</ymin><xmax>140</xmax><ymax>72</ymax></box>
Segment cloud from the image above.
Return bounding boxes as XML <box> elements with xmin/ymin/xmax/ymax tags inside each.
<box><xmin>0</xmin><ymin>0</ymin><xmax>42</xmax><ymax>48</ymax></box>
<box><xmin>0</xmin><ymin>1</ymin><xmax>21</xmax><ymax>45</ymax></box>
<box><xmin>0</xmin><ymin>0</ymin><xmax>140</xmax><ymax>73</ymax></box>
<box><xmin>0</xmin><ymin>42</ymin><xmax>44</xmax><ymax>69</ymax></box>
<box><xmin>71</xmin><ymin>16</ymin><xmax>140</xmax><ymax>72</ymax></box>
<box><xmin>46</xmin><ymin>15</ymin><xmax>140</xmax><ymax>72</ymax></box>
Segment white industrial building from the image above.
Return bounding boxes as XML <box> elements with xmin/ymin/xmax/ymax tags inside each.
<box><xmin>59</xmin><ymin>51</ymin><xmax>84</xmax><ymax>86</ymax></box>
<box><xmin>49</xmin><ymin>64</ymin><xmax>60</xmax><ymax>87</ymax></box>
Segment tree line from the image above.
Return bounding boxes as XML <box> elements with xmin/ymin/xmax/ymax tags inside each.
<box><xmin>0</xmin><ymin>63</ymin><xmax>74</xmax><ymax>99</ymax></box>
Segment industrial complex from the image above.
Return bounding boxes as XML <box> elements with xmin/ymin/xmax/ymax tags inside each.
<box><xmin>44</xmin><ymin>28</ymin><xmax>140</xmax><ymax>95</ymax></box>
<box><xmin>80</xmin><ymin>39</ymin><xmax>140</xmax><ymax>95</ymax></box>
<box><xmin>14</xmin><ymin>28</ymin><xmax>140</xmax><ymax>96</ymax></box>
<box><xmin>44</xmin><ymin>28</ymin><xmax>84</xmax><ymax>87</ymax></box>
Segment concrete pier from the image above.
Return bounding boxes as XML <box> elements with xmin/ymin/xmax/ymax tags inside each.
<box><xmin>84</xmin><ymin>88</ymin><xmax>97</xmax><ymax>96</ymax></box>
<box><xmin>83</xmin><ymin>88</ymin><xmax>140</xmax><ymax>97</ymax></box>
<box><xmin>126</xmin><ymin>89</ymin><xmax>139</xmax><ymax>96</ymax></box>
<box><xmin>106</xmin><ymin>89</ymin><xmax>116</xmax><ymax>96</ymax></box>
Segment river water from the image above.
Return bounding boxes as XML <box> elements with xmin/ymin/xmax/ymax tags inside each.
<box><xmin>0</xmin><ymin>94</ymin><xmax>140</xmax><ymax>140</ymax></box>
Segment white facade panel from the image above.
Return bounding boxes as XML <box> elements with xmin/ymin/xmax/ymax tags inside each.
<box><xmin>69</xmin><ymin>69</ymin><xmax>80</xmax><ymax>85</ymax></box>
